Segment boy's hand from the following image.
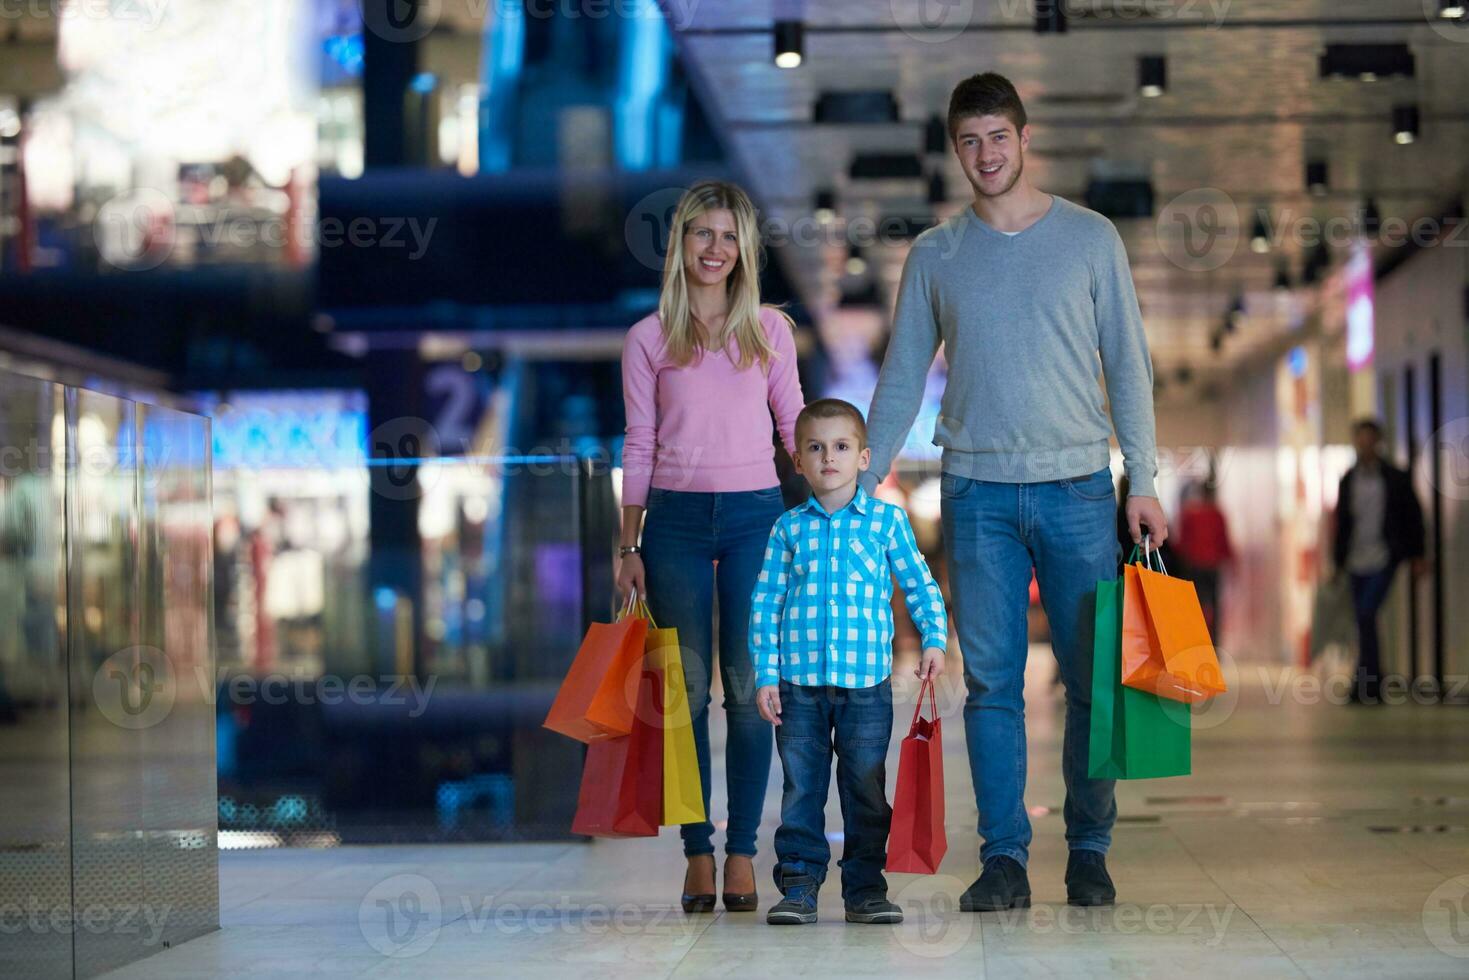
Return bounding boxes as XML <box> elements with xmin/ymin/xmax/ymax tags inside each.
<box><xmin>756</xmin><ymin>685</ymin><xmax>782</xmax><ymax>726</ymax></box>
<box><xmin>915</xmin><ymin>647</ymin><xmax>945</xmax><ymax>681</ymax></box>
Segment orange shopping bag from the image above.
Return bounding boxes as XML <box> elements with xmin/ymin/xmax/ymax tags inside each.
<box><xmin>543</xmin><ymin>593</ymin><xmax>648</xmax><ymax>743</ymax></box>
<box><xmin>1121</xmin><ymin>540</ymin><xmax>1227</xmax><ymax>704</ymax></box>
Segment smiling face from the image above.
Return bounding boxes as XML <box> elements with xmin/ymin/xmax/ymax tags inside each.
<box><xmin>794</xmin><ymin>415</ymin><xmax>870</xmax><ymax>495</ymax></box>
<box><xmin>953</xmin><ymin>112</ymin><xmax>1028</xmax><ymax>199</ymax></box>
<box><xmin>681</xmin><ymin>207</ymin><xmax>739</xmax><ymax>289</ymax></box>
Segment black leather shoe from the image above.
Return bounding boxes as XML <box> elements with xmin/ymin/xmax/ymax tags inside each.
<box><xmin>960</xmin><ymin>856</ymin><xmax>1031</xmax><ymax>912</ymax></box>
<box><xmin>1066</xmin><ymin>850</ymin><xmax>1116</xmax><ymax>907</ymax></box>
<box><xmin>681</xmin><ymin>855</ymin><xmax>715</xmax><ymax>914</ymax></box>
<box><xmin>722</xmin><ymin>856</ymin><xmax>758</xmax><ymax>911</ymax></box>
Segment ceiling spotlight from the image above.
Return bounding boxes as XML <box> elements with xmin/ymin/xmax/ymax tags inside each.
<box><xmin>1035</xmin><ymin>0</ymin><xmax>1067</xmax><ymax>33</ymax></box>
<box><xmin>1273</xmin><ymin>260</ymin><xmax>1292</xmax><ymax>292</ymax></box>
<box><xmin>1138</xmin><ymin>56</ymin><xmax>1166</xmax><ymax>98</ymax></box>
<box><xmin>1360</xmin><ymin>197</ymin><xmax>1381</xmax><ymax>236</ymax></box>
<box><xmin>1250</xmin><ymin>211</ymin><xmax>1270</xmax><ymax>253</ymax></box>
<box><xmin>1226</xmin><ymin>293</ymin><xmax>1245</xmax><ymax>330</ymax></box>
<box><xmin>927</xmin><ymin>171</ymin><xmax>947</xmax><ymax>206</ymax></box>
<box><xmin>1439</xmin><ymin>1</ymin><xmax>1465</xmax><ymax>19</ymax></box>
<box><xmin>813</xmin><ymin>188</ymin><xmax>836</xmax><ymax>224</ymax></box>
<box><xmin>1305</xmin><ymin>159</ymin><xmax>1328</xmax><ymax>196</ymax></box>
<box><xmin>1392</xmin><ymin>104</ymin><xmax>1419</xmax><ymax>145</ymax></box>
<box><xmin>845</xmin><ymin>242</ymin><xmax>867</xmax><ymax>277</ymax></box>
<box><xmin>925</xmin><ymin>114</ymin><xmax>948</xmax><ymax>155</ymax></box>
<box><xmin>774</xmin><ymin>21</ymin><xmax>803</xmax><ymax>69</ymax></box>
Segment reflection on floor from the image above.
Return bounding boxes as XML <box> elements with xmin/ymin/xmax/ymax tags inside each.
<box><xmin>99</xmin><ymin>649</ymin><xmax>1469</xmax><ymax>979</ymax></box>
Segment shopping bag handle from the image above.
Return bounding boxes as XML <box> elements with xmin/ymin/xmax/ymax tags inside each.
<box><xmin>1142</xmin><ymin>533</ymin><xmax>1169</xmax><ymax>576</ymax></box>
<box><xmin>909</xmin><ymin>676</ymin><xmax>939</xmax><ymax>730</ymax></box>
<box><xmin>1126</xmin><ymin>536</ymin><xmax>1167</xmax><ymax>575</ymax></box>
<box><xmin>615</xmin><ymin>590</ymin><xmax>659</xmax><ymax>629</ymax></box>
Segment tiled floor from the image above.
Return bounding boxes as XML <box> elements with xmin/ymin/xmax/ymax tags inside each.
<box><xmin>100</xmin><ymin>651</ymin><xmax>1469</xmax><ymax>979</ymax></box>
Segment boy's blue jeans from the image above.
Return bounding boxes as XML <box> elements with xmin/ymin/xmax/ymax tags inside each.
<box><xmin>940</xmin><ymin>467</ymin><xmax>1122</xmax><ymax>868</ymax></box>
<box><xmin>640</xmin><ymin>486</ymin><xmax>786</xmax><ymax>857</ymax></box>
<box><xmin>771</xmin><ymin>679</ymin><xmax>893</xmax><ymax>904</ymax></box>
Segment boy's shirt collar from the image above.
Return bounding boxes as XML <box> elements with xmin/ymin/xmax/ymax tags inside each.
<box><xmin>795</xmin><ymin>484</ymin><xmax>871</xmax><ymax>519</ymax></box>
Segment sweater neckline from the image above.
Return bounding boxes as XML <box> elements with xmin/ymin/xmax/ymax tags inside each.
<box><xmin>965</xmin><ymin>194</ymin><xmax>1058</xmax><ymax>241</ymax></box>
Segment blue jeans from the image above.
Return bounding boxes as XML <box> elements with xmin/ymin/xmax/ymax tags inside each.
<box><xmin>771</xmin><ymin>679</ymin><xmax>893</xmax><ymax>903</ymax></box>
<box><xmin>1349</xmin><ymin>564</ymin><xmax>1397</xmax><ymax>701</ymax></box>
<box><xmin>940</xmin><ymin>467</ymin><xmax>1122</xmax><ymax>867</ymax></box>
<box><xmin>640</xmin><ymin>486</ymin><xmax>786</xmax><ymax>857</ymax></box>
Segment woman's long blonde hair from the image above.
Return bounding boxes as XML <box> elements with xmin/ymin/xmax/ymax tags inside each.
<box><xmin>657</xmin><ymin>180</ymin><xmax>788</xmax><ymax>372</ymax></box>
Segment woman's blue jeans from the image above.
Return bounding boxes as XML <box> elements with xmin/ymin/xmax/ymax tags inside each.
<box><xmin>640</xmin><ymin>486</ymin><xmax>786</xmax><ymax>857</ymax></box>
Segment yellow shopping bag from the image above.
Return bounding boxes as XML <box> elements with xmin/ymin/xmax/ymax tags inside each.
<box><xmin>634</xmin><ymin>599</ymin><xmax>706</xmax><ymax>825</ymax></box>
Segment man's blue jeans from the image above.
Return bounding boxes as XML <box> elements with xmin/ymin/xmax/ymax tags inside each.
<box><xmin>940</xmin><ymin>467</ymin><xmax>1122</xmax><ymax>868</ymax></box>
<box><xmin>771</xmin><ymin>679</ymin><xmax>894</xmax><ymax>903</ymax></box>
<box><xmin>1349</xmin><ymin>563</ymin><xmax>1397</xmax><ymax>701</ymax></box>
<box><xmin>640</xmin><ymin>486</ymin><xmax>787</xmax><ymax>857</ymax></box>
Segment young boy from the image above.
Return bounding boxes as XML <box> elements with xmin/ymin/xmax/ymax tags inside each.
<box><xmin>750</xmin><ymin>398</ymin><xmax>948</xmax><ymax>925</ymax></box>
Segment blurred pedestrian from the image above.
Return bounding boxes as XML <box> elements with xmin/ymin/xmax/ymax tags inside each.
<box><xmin>1332</xmin><ymin>419</ymin><xmax>1426</xmax><ymax>704</ymax></box>
<box><xmin>1174</xmin><ymin>481</ymin><xmax>1233</xmax><ymax>634</ymax></box>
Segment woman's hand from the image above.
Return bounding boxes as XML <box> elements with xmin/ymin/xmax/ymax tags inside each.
<box><xmin>616</xmin><ymin>552</ymin><xmax>646</xmax><ymax>604</ymax></box>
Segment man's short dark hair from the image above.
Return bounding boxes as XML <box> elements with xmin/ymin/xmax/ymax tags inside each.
<box><xmin>796</xmin><ymin>399</ymin><xmax>868</xmax><ymax>449</ymax></box>
<box><xmin>947</xmin><ymin>72</ymin><xmax>1027</xmax><ymax>140</ymax></box>
<box><xmin>1352</xmin><ymin>418</ymin><xmax>1383</xmax><ymax>438</ymax></box>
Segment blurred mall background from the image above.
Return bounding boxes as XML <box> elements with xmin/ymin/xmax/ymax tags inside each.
<box><xmin>1</xmin><ymin>1</ymin><xmax>1467</xmax><ymax>976</ymax></box>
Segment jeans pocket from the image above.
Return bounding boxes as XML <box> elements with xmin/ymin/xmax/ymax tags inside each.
<box><xmin>940</xmin><ymin>472</ymin><xmax>973</xmax><ymax>500</ymax></box>
<box><xmin>1061</xmin><ymin>468</ymin><xmax>1116</xmax><ymax>502</ymax></box>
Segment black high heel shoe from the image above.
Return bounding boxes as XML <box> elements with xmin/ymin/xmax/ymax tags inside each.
<box><xmin>681</xmin><ymin>855</ymin><xmax>716</xmax><ymax>914</ymax></box>
<box><xmin>722</xmin><ymin>856</ymin><xmax>758</xmax><ymax>912</ymax></box>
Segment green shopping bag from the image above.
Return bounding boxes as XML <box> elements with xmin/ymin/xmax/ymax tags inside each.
<box><xmin>1088</xmin><ymin>575</ymin><xmax>1191</xmax><ymax>779</ymax></box>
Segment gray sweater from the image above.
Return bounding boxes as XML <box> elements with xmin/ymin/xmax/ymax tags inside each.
<box><xmin>858</xmin><ymin>195</ymin><xmax>1159</xmax><ymax>499</ymax></box>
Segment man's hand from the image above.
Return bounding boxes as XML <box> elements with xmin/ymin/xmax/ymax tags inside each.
<box><xmin>915</xmin><ymin>647</ymin><xmax>945</xmax><ymax>681</ymax></box>
<box><xmin>1126</xmin><ymin>495</ymin><xmax>1169</xmax><ymax>548</ymax></box>
<box><xmin>756</xmin><ymin>685</ymin><xmax>782</xmax><ymax>726</ymax></box>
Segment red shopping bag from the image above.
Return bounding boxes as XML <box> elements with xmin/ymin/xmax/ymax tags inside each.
<box><xmin>885</xmin><ymin>678</ymin><xmax>947</xmax><ymax>874</ymax></box>
<box><xmin>544</xmin><ymin>595</ymin><xmax>648</xmax><ymax>743</ymax></box>
<box><xmin>570</xmin><ymin>668</ymin><xmax>663</xmax><ymax>838</ymax></box>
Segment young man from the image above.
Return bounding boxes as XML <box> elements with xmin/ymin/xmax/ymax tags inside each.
<box><xmin>750</xmin><ymin>399</ymin><xmax>947</xmax><ymax>925</ymax></box>
<box><xmin>1332</xmin><ymin>418</ymin><xmax>1427</xmax><ymax>704</ymax></box>
<box><xmin>856</xmin><ymin>72</ymin><xmax>1166</xmax><ymax>910</ymax></box>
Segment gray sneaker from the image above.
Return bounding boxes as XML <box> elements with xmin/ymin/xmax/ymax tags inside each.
<box><xmin>845</xmin><ymin>896</ymin><xmax>903</xmax><ymax>924</ymax></box>
<box><xmin>766</xmin><ymin>874</ymin><xmax>819</xmax><ymax>925</ymax></box>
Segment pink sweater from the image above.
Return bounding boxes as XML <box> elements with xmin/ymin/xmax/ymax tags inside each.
<box><xmin>621</xmin><ymin>307</ymin><xmax>804</xmax><ymax>508</ymax></box>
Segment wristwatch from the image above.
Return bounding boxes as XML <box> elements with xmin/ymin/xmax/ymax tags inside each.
<box><xmin>619</xmin><ymin>545</ymin><xmax>642</xmax><ymax>557</ymax></box>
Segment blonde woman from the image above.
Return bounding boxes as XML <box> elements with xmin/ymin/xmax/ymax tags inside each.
<box><xmin>617</xmin><ymin>180</ymin><xmax>804</xmax><ymax>912</ymax></box>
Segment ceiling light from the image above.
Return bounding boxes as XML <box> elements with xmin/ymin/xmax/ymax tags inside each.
<box><xmin>1035</xmin><ymin>0</ymin><xmax>1067</xmax><ymax>33</ymax></box>
<box><xmin>1392</xmin><ymin>104</ymin><xmax>1419</xmax><ymax>145</ymax></box>
<box><xmin>1360</xmin><ymin>197</ymin><xmax>1381</xmax><ymax>236</ymax></box>
<box><xmin>924</xmin><ymin>114</ymin><xmax>948</xmax><ymax>155</ymax></box>
<box><xmin>927</xmin><ymin>171</ymin><xmax>947</xmax><ymax>206</ymax></box>
<box><xmin>845</xmin><ymin>243</ymin><xmax>867</xmax><ymax>277</ymax></box>
<box><xmin>1273</xmin><ymin>261</ymin><xmax>1292</xmax><ymax>292</ymax></box>
<box><xmin>1138</xmin><ymin>56</ymin><xmax>1166</xmax><ymax>98</ymax></box>
<box><xmin>1250</xmin><ymin>211</ymin><xmax>1270</xmax><ymax>253</ymax></box>
<box><xmin>774</xmin><ymin>21</ymin><xmax>803</xmax><ymax>69</ymax></box>
<box><xmin>813</xmin><ymin>188</ymin><xmax>836</xmax><ymax>224</ymax></box>
<box><xmin>1438</xmin><ymin>1</ymin><xmax>1465</xmax><ymax>20</ymax></box>
<box><xmin>1305</xmin><ymin>159</ymin><xmax>1328</xmax><ymax>196</ymax></box>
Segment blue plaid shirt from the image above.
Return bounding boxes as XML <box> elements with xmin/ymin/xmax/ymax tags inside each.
<box><xmin>750</xmin><ymin>486</ymin><xmax>948</xmax><ymax>689</ymax></box>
